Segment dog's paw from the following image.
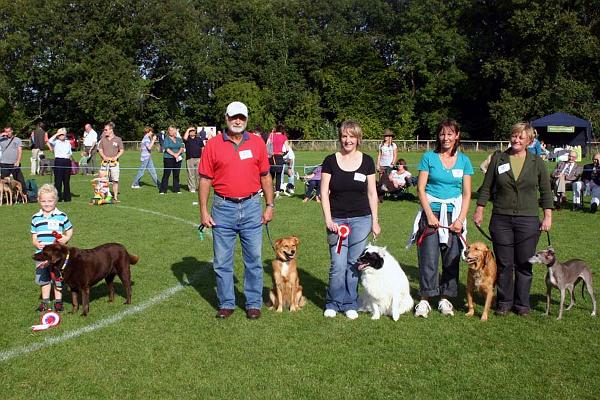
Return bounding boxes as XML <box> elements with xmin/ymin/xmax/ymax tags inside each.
<box><xmin>371</xmin><ymin>314</ymin><xmax>380</xmax><ymax>320</ymax></box>
<box><xmin>480</xmin><ymin>314</ymin><xmax>488</xmax><ymax>321</ymax></box>
<box><xmin>276</xmin><ymin>307</ymin><xmax>283</xmax><ymax>313</ymax></box>
<box><xmin>465</xmin><ymin>309</ymin><xmax>475</xmax><ymax>317</ymax></box>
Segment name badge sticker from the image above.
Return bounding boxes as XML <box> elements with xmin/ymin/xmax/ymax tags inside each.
<box><xmin>239</xmin><ymin>150</ymin><xmax>253</xmax><ymax>160</ymax></box>
<box><xmin>354</xmin><ymin>173</ymin><xmax>366</xmax><ymax>182</ymax></box>
<box><xmin>47</xmin><ymin>220</ymin><xmax>60</xmax><ymax>231</ymax></box>
<box><xmin>498</xmin><ymin>163</ymin><xmax>511</xmax><ymax>174</ymax></box>
<box><xmin>451</xmin><ymin>169</ymin><xmax>464</xmax><ymax>178</ymax></box>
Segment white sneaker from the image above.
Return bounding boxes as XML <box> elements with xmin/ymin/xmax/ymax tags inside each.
<box><xmin>438</xmin><ymin>299</ymin><xmax>454</xmax><ymax>316</ymax></box>
<box><xmin>190</xmin><ymin>190</ymin><xmax>196</xmax><ymax>193</ymax></box>
<box><xmin>345</xmin><ymin>310</ymin><xmax>359</xmax><ymax>320</ymax></box>
<box><xmin>323</xmin><ymin>309</ymin><xmax>337</xmax><ymax>318</ymax></box>
<box><xmin>131</xmin><ymin>185</ymin><xmax>140</xmax><ymax>189</ymax></box>
<box><xmin>414</xmin><ymin>300</ymin><xmax>431</xmax><ymax>318</ymax></box>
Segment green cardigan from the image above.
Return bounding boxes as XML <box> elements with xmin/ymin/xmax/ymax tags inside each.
<box><xmin>477</xmin><ymin>150</ymin><xmax>554</xmax><ymax>216</ymax></box>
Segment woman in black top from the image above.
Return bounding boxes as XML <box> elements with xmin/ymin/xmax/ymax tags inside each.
<box><xmin>320</xmin><ymin>121</ymin><xmax>380</xmax><ymax>319</ymax></box>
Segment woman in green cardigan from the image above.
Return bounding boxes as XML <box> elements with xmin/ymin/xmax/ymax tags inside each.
<box><xmin>473</xmin><ymin>122</ymin><xmax>553</xmax><ymax>317</ymax></box>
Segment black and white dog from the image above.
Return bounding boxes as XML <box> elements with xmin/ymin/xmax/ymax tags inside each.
<box><xmin>356</xmin><ymin>245</ymin><xmax>413</xmax><ymax>321</ymax></box>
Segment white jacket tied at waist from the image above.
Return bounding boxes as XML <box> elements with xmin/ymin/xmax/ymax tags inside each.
<box><xmin>406</xmin><ymin>193</ymin><xmax>467</xmax><ymax>248</ymax></box>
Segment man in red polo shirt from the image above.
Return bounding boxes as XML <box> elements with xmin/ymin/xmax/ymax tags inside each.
<box><xmin>199</xmin><ymin>101</ymin><xmax>274</xmax><ymax>320</ymax></box>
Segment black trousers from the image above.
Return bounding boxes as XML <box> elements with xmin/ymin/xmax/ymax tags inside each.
<box><xmin>160</xmin><ymin>157</ymin><xmax>181</xmax><ymax>193</ymax></box>
<box><xmin>417</xmin><ymin>212</ymin><xmax>461</xmax><ymax>298</ymax></box>
<box><xmin>269</xmin><ymin>154</ymin><xmax>285</xmax><ymax>192</ymax></box>
<box><xmin>489</xmin><ymin>214</ymin><xmax>540</xmax><ymax>312</ymax></box>
<box><xmin>53</xmin><ymin>158</ymin><xmax>72</xmax><ymax>202</ymax></box>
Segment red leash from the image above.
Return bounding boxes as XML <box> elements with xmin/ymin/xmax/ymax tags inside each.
<box><xmin>417</xmin><ymin>225</ymin><xmax>468</xmax><ymax>248</ymax></box>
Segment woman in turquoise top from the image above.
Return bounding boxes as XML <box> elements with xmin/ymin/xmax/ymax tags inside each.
<box><xmin>159</xmin><ymin>126</ymin><xmax>185</xmax><ymax>194</ymax></box>
<box><xmin>413</xmin><ymin>119</ymin><xmax>473</xmax><ymax>318</ymax></box>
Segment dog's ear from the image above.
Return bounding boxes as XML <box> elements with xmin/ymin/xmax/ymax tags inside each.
<box><xmin>483</xmin><ymin>249</ymin><xmax>495</xmax><ymax>268</ymax></box>
<box><xmin>292</xmin><ymin>236</ymin><xmax>300</xmax><ymax>246</ymax></box>
<box><xmin>274</xmin><ymin>238</ymin><xmax>283</xmax><ymax>249</ymax></box>
<box><xmin>546</xmin><ymin>246</ymin><xmax>555</xmax><ymax>255</ymax></box>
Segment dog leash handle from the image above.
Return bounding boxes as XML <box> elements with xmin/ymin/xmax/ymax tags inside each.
<box><xmin>197</xmin><ymin>225</ymin><xmax>205</xmax><ymax>241</ymax></box>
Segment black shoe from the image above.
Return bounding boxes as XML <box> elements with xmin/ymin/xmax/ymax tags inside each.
<box><xmin>36</xmin><ymin>302</ymin><xmax>50</xmax><ymax>313</ymax></box>
<box><xmin>54</xmin><ymin>302</ymin><xmax>64</xmax><ymax>313</ymax></box>
<box><xmin>494</xmin><ymin>308</ymin><xmax>510</xmax><ymax>316</ymax></box>
<box><xmin>592</xmin><ymin>203</ymin><xmax>598</xmax><ymax>213</ymax></box>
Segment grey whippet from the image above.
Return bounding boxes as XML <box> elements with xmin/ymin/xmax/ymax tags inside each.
<box><xmin>529</xmin><ymin>247</ymin><xmax>596</xmax><ymax>320</ymax></box>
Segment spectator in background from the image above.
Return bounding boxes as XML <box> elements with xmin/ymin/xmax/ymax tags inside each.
<box><xmin>183</xmin><ymin>126</ymin><xmax>206</xmax><ymax>193</ymax></box>
<box><xmin>0</xmin><ymin>127</ymin><xmax>26</xmax><ymax>189</ymax></box>
<box><xmin>30</xmin><ymin>122</ymin><xmax>48</xmax><ymax>175</ymax></box>
<box><xmin>47</xmin><ymin>128</ymin><xmax>73</xmax><ymax>202</ymax></box>
<box><xmin>131</xmin><ymin>126</ymin><xmax>159</xmax><ymax>189</ymax></box>
<box><xmin>159</xmin><ymin>126</ymin><xmax>184</xmax><ymax>194</ymax></box>
<box><xmin>281</xmin><ymin>142</ymin><xmax>296</xmax><ymax>195</ymax></box>
<box><xmin>550</xmin><ymin>150</ymin><xmax>583</xmax><ymax>210</ymax></box>
<box><xmin>581</xmin><ymin>152</ymin><xmax>600</xmax><ymax>213</ymax></box>
<box><xmin>97</xmin><ymin>122</ymin><xmax>124</xmax><ymax>202</ymax></box>
<box><xmin>82</xmin><ymin>123</ymin><xmax>98</xmax><ymax>174</ymax></box>
<box><xmin>267</xmin><ymin>124</ymin><xmax>289</xmax><ymax>198</ymax></box>
<box><xmin>527</xmin><ymin>130</ymin><xmax>543</xmax><ymax>156</ymax></box>
<box><xmin>302</xmin><ymin>165</ymin><xmax>322</xmax><ymax>202</ymax></box>
<box><xmin>377</xmin><ymin>129</ymin><xmax>397</xmax><ymax>176</ymax></box>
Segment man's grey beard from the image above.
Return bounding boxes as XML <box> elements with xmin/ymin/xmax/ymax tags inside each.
<box><xmin>228</xmin><ymin>125</ymin><xmax>245</xmax><ymax>134</ymax></box>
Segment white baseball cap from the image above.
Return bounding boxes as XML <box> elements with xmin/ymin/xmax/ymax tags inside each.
<box><xmin>225</xmin><ymin>101</ymin><xmax>248</xmax><ymax>118</ymax></box>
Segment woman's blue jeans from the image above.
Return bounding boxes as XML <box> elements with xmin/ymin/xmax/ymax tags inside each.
<box><xmin>325</xmin><ymin>215</ymin><xmax>372</xmax><ymax>312</ymax></box>
<box><xmin>132</xmin><ymin>157</ymin><xmax>159</xmax><ymax>187</ymax></box>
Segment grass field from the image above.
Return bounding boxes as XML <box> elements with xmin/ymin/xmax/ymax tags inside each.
<box><xmin>0</xmin><ymin>149</ymin><xmax>599</xmax><ymax>399</ymax></box>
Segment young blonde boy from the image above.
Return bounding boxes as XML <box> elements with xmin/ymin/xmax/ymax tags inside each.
<box><xmin>31</xmin><ymin>184</ymin><xmax>73</xmax><ymax>312</ymax></box>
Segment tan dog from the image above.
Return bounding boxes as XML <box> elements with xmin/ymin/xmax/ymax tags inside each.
<box><xmin>3</xmin><ymin>177</ymin><xmax>27</xmax><ymax>204</ymax></box>
<box><xmin>268</xmin><ymin>236</ymin><xmax>305</xmax><ymax>312</ymax></box>
<box><xmin>0</xmin><ymin>180</ymin><xmax>13</xmax><ymax>205</ymax></box>
<box><xmin>464</xmin><ymin>241</ymin><xmax>497</xmax><ymax>321</ymax></box>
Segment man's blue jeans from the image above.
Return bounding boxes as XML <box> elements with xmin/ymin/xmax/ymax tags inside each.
<box><xmin>325</xmin><ymin>215</ymin><xmax>372</xmax><ymax>312</ymax></box>
<box><xmin>211</xmin><ymin>194</ymin><xmax>263</xmax><ymax>310</ymax></box>
<box><xmin>132</xmin><ymin>157</ymin><xmax>159</xmax><ymax>187</ymax></box>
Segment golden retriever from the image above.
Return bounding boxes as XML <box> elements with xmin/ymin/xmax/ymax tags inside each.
<box><xmin>268</xmin><ymin>236</ymin><xmax>305</xmax><ymax>312</ymax></box>
<box><xmin>464</xmin><ymin>241</ymin><xmax>497</xmax><ymax>321</ymax></box>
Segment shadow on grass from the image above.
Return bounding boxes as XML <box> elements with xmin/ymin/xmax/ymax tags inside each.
<box><xmin>61</xmin><ymin>279</ymin><xmax>136</xmax><ymax>308</ymax></box>
<box><xmin>171</xmin><ymin>256</ymin><xmax>250</xmax><ymax>310</ymax></box>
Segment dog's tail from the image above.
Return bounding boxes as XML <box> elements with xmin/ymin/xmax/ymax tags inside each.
<box><xmin>129</xmin><ymin>253</ymin><xmax>140</xmax><ymax>265</ymax></box>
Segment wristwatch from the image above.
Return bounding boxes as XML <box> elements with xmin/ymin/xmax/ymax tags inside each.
<box><xmin>266</xmin><ymin>203</ymin><xmax>275</xmax><ymax>208</ymax></box>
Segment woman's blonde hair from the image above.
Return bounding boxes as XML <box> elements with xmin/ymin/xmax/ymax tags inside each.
<box><xmin>510</xmin><ymin>122</ymin><xmax>535</xmax><ymax>142</ymax></box>
<box><xmin>38</xmin><ymin>183</ymin><xmax>58</xmax><ymax>201</ymax></box>
<box><xmin>339</xmin><ymin>120</ymin><xmax>363</xmax><ymax>145</ymax></box>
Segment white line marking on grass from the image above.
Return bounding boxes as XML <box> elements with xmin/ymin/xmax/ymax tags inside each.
<box><xmin>0</xmin><ymin>280</ymin><xmax>194</xmax><ymax>363</ymax></box>
<box><xmin>119</xmin><ymin>205</ymin><xmax>199</xmax><ymax>227</ymax></box>
<box><xmin>1</xmin><ymin>207</ymin><xmax>210</xmax><ymax>363</ymax></box>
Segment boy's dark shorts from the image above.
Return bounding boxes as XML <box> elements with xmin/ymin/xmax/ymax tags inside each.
<box><xmin>34</xmin><ymin>261</ymin><xmax>62</xmax><ymax>288</ymax></box>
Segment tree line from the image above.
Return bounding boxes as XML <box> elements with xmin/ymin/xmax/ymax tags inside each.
<box><xmin>0</xmin><ymin>0</ymin><xmax>598</xmax><ymax>140</ymax></box>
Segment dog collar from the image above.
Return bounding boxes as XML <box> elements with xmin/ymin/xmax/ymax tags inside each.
<box><xmin>61</xmin><ymin>252</ymin><xmax>70</xmax><ymax>271</ymax></box>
